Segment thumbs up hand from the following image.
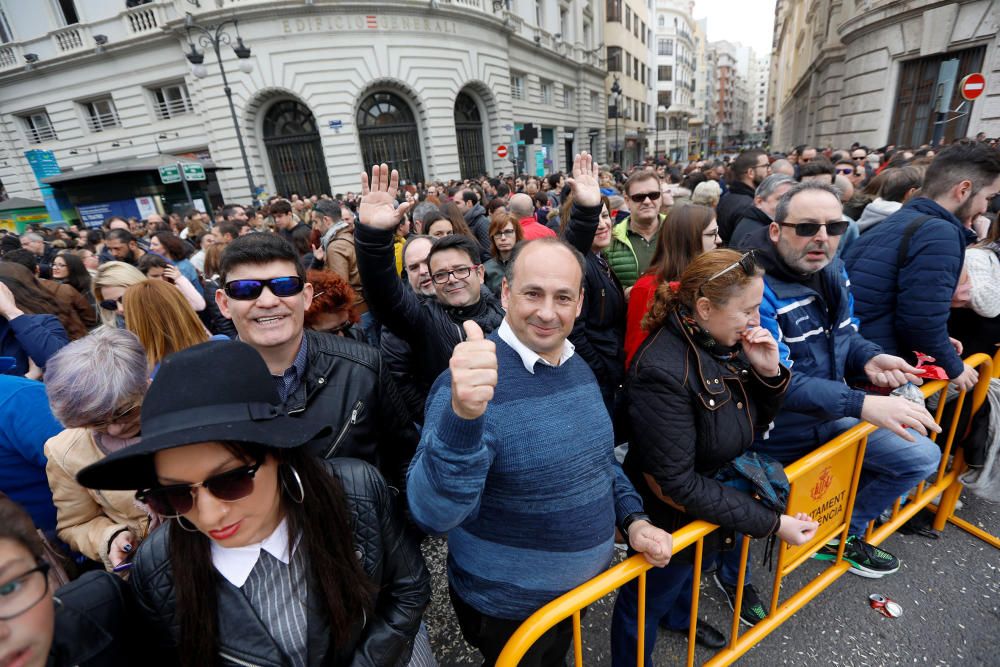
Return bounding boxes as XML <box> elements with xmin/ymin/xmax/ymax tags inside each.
<box><xmin>450</xmin><ymin>320</ymin><xmax>498</xmax><ymax>420</ymax></box>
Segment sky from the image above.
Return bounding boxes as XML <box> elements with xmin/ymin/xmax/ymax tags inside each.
<box><xmin>692</xmin><ymin>0</ymin><xmax>778</xmax><ymax>57</ymax></box>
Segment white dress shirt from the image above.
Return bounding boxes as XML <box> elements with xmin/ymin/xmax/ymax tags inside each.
<box><xmin>497</xmin><ymin>319</ymin><xmax>575</xmax><ymax>374</ymax></box>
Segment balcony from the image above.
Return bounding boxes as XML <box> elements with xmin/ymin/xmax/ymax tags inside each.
<box><xmin>154</xmin><ymin>97</ymin><xmax>194</xmax><ymax>121</ymax></box>
<box><xmin>85</xmin><ymin>109</ymin><xmax>121</xmax><ymax>133</ymax></box>
<box><xmin>25</xmin><ymin>125</ymin><xmax>58</xmax><ymax>144</ymax></box>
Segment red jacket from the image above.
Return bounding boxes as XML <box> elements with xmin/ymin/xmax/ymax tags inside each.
<box><xmin>517</xmin><ymin>215</ymin><xmax>556</xmax><ymax>241</ymax></box>
<box><xmin>624</xmin><ymin>272</ymin><xmax>659</xmax><ymax>367</ymax></box>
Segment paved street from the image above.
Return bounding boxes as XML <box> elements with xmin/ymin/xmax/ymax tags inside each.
<box><xmin>422</xmin><ymin>489</ymin><xmax>1000</xmax><ymax>665</ymax></box>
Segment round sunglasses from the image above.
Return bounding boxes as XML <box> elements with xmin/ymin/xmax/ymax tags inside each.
<box><xmin>137</xmin><ymin>461</ymin><xmax>263</xmax><ymax>518</ymax></box>
<box><xmin>224</xmin><ymin>276</ymin><xmax>304</xmax><ymax>300</ymax></box>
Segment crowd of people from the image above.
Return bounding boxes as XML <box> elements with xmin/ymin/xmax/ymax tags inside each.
<box><xmin>0</xmin><ymin>134</ymin><xmax>998</xmax><ymax>667</ymax></box>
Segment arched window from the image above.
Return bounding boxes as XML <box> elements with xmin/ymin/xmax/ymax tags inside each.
<box><xmin>262</xmin><ymin>100</ymin><xmax>330</xmax><ymax>196</ymax></box>
<box><xmin>357</xmin><ymin>92</ymin><xmax>425</xmax><ymax>184</ymax></box>
<box><xmin>454</xmin><ymin>92</ymin><xmax>486</xmax><ymax>179</ymax></box>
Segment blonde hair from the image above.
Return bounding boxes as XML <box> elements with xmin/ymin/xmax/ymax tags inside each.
<box><xmin>93</xmin><ymin>261</ymin><xmax>147</xmax><ymax>326</ymax></box>
<box><xmin>123</xmin><ymin>280</ymin><xmax>208</xmax><ymax>369</ymax></box>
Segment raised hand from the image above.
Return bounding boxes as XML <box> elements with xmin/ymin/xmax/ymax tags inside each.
<box><xmin>449</xmin><ymin>320</ymin><xmax>498</xmax><ymax>420</ymax></box>
<box><xmin>566</xmin><ymin>152</ymin><xmax>602</xmax><ymax>207</ymax></box>
<box><xmin>358</xmin><ymin>163</ymin><xmax>412</xmax><ymax>230</ymax></box>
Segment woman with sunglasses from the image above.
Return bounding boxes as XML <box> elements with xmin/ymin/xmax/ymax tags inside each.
<box><xmin>483</xmin><ymin>212</ymin><xmax>523</xmax><ymax>298</ymax></box>
<box><xmin>0</xmin><ymin>495</ymin><xmax>140</xmax><ymax>667</ymax></box>
<box><xmin>610</xmin><ymin>250</ymin><xmax>817</xmax><ymax>665</ymax></box>
<box><xmin>92</xmin><ymin>261</ymin><xmax>146</xmax><ymax>328</ymax></box>
<box><xmin>42</xmin><ymin>328</ymin><xmax>152</xmax><ymax>573</ymax></box>
<box><xmin>76</xmin><ymin>340</ymin><xmax>431</xmax><ymax>667</ymax></box>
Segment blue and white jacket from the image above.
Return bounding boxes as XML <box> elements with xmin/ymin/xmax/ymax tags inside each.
<box><xmin>739</xmin><ymin>228</ymin><xmax>881</xmax><ymax>456</ymax></box>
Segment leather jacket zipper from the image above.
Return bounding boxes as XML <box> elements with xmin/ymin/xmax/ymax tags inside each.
<box><xmin>219</xmin><ymin>652</ymin><xmax>263</xmax><ymax>667</ymax></box>
<box><xmin>323</xmin><ymin>400</ymin><xmax>362</xmax><ymax>459</ymax></box>
<box><xmin>600</xmin><ymin>288</ymin><xmax>606</xmax><ymax>321</ymax></box>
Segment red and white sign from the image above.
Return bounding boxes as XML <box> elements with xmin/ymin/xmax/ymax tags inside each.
<box><xmin>496</xmin><ymin>145</ymin><xmax>508</xmax><ymax>158</ymax></box>
<box><xmin>960</xmin><ymin>73</ymin><xmax>986</xmax><ymax>101</ymax></box>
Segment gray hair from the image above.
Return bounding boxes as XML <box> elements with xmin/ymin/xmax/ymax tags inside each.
<box><xmin>22</xmin><ymin>232</ymin><xmax>44</xmax><ymax>243</ymax></box>
<box><xmin>45</xmin><ymin>328</ymin><xmax>148</xmax><ymax>427</ymax></box>
<box><xmin>313</xmin><ymin>199</ymin><xmax>341</xmax><ymax>222</ymax></box>
<box><xmin>411</xmin><ymin>201</ymin><xmax>440</xmax><ymax>226</ymax></box>
<box><xmin>774</xmin><ymin>181</ymin><xmax>842</xmax><ymax>223</ymax></box>
<box><xmin>691</xmin><ymin>180</ymin><xmax>722</xmax><ymax>207</ymax></box>
<box><xmin>504</xmin><ymin>237</ymin><xmax>587</xmax><ymax>291</ymax></box>
<box><xmin>755</xmin><ymin>174</ymin><xmax>797</xmax><ymax>199</ymax></box>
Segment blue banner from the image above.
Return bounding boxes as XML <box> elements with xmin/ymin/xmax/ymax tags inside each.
<box><xmin>77</xmin><ymin>199</ymin><xmax>144</xmax><ymax>229</ymax></box>
<box><xmin>24</xmin><ymin>149</ymin><xmax>63</xmax><ymax>224</ymax></box>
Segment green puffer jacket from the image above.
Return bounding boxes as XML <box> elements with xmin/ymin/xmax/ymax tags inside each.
<box><xmin>606</xmin><ymin>215</ymin><xmax>664</xmax><ymax>288</ymax></box>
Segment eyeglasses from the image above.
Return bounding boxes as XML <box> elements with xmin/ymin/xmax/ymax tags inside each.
<box><xmin>321</xmin><ymin>320</ymin><xmax>353</xmax><ymax>336</ymax></box>
<box><xmin>99</xmin><ymin>295</ymin><xmax>123</xmax><ymax>311</ymax></box>
<box><xmin>629</xmin><ymin>191</ymin><xmax>661</xmax><ymax>203</ymax></box>
<box><xmin>776</xmin><ymin>220</ymin><xmax>850</xmax><ymax>237</ymax></box>
<box><xmin>90</xmin><ymin>402</ymin><xmax>141</xmax><ymax>431</ymax></box>
<box><xmin>224</xmin><ymin>276</ymin><xmax>305</xmax><ymax>300</ymax></box>
<box><xmin>703</xmin><ymin>229</ymin><xmax>721</xmax><ymax>238</ymax></box>
<box><xmin>835</xmin><ymin>167</ymin><xmax>854</xmax><ymax>175</ymax></box>
<box><xmin>754</xmin><ymin>162</ymin><xmax>771</xmax><ymax>170</ymax></box>
<box><xmin>430</xmin><ymin>265</ymin><xmax>480</xmax><ymax>284</ymax></box>
<box><xmin>494</xmin><ymin>229</ymin><xmax>517</xmax><ymax>239</ymax></box>
<box><xmin>137</xmin><ymin>461</ymin><xmax>263</xmax><ymax>518</ymax></box>
<box><xmin>705</xmin><ymin>250</ymin><xmax>758</xmax><ymax>284</ymax></box>
<box><xmin>0</xmin><ymin>562</ymin><xmax>50</xmax><ymax>621</ymax></box>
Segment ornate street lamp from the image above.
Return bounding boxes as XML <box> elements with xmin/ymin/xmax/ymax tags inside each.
<box><xmin>611</xmin><ymin>76</ymin><xmax>622</xmax><ymax>166</ymax></box>
<box><xmin>184</xmin><ymin>13</ymin><xmax>257</xmax><ymax>201</ymax></box>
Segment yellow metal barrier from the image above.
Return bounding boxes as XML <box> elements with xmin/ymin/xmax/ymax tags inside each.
<box><xmin>496</xmin><ymin>353</ymin><xmax>996</xmax><ymax>667</ymax></box>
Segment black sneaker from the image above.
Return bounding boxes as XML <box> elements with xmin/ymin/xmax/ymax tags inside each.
<box><xmin>812</xmin><ymin>535</ymin><xmax>900</xmax><ymax>578</ymax></box>
<box><xmin>713</xmin><ymin>573</ymin><xmax>768</xmax><ymax>627</ymax></box>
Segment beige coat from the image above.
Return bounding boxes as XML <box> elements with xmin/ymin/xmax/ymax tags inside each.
<box><xmin>44</xmin><ymin>427</ymin><xmax>150</xmax><ymax>570</ymax></box>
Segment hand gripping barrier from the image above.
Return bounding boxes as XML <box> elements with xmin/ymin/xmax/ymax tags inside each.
<box><xmin>496</xmin><ymin>353</ymin><xmax>996</xmax><ymax>667</ymax></box>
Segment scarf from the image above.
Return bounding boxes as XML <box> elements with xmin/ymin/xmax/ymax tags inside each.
<box><xmin>676</xmin><ymin>305</ymin><xmax>748</xmax><ymax>373</ymax></box>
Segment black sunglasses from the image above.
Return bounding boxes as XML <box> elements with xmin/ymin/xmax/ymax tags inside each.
<box><xmin>224</xmin><ymin>276</ymin><xmax>305</xmax><ymax>300</ymax></box>
<box><xmin>629</xmin><ymin>191</ymin><xmax>661</xmax><ymax>203</ymax></box>
<box><xmin>706</xmin><ymin>250</ymin><xmax>758</xmax><ymax>284</ymax></box>
<box><xmin>137</xmin><ymin>461</ymin><xmax>263</xmax><ymax>518</ymax></box>
<box><xmin>99</xmin><ymin>296</ymin><xmax>123</xmax><ymax>311</ymax></box>
<box><xmin>776</xmin><ymin>220</ymin><xmax>850</xmax><ymax>237</ymax></box>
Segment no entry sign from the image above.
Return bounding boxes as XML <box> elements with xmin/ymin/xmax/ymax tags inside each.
<box><xmin>959</xmin><ymin>73</ymin><xmax>986</xmax><ymax>101</ymax></box>
<box><xmin>497</xmin><ymin>145</ymin><xmax>508</xmax><ymax>158</ymax></box>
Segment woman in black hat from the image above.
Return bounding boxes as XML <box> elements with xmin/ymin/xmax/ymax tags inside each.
<box><xmin>77</xmin><ymin>340</ymin><xmax>431</xmax><ymax>667</ymax></box>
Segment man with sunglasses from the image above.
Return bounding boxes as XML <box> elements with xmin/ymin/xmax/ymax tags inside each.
<box><xmin>215</xmin><ymin>233</ymin><xmax>419</xmax><ymax>487</ymax></box>
<box><xmin>737</xmin><ymin>181</ymin><xmax>941</xmax><ymax>580</ymax></box>
<box><xmin>717</xmin><ymin>150</ymin><xmax>771</xmax><ymax>245</ymax></box>
<box><xmin>845</xmin><ymin>139</ymin><xmax>1000</xmax><ymax>394</ymax></box>
<box><xmin>606</xmin><ymin>168</ymin><xmax>666</xmax><ymax>289</ymax></box>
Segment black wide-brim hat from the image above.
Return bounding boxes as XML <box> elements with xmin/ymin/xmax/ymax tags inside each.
<box><xmin>77</xmin><ymin>340</ymin><xmax>330</xmax><ymax>491</ymax></box>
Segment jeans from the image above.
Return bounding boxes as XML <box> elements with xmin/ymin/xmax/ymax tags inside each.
<box><xmin>610</xmin><ymin>557</ymin><xmax>693</xmax><ymax>667</ymax></box>
<box><xmin>759</xmin><ymin>417</ymin><xmax>941</xmax><ymax>535</ymax></box>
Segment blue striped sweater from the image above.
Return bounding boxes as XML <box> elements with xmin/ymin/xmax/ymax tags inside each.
<box><xmin>407</xmin><ymin>334</ymin><xmax>643</xmax><ymax>619</ymax></box>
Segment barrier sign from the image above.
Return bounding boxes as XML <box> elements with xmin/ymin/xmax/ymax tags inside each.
<box><xmin>497</xmin><ymin>145</ymin><xmax>508</xmax><ymax>158</ymax></box>
<box><xmin>960</xmin><ymin>73</ymin><xmax>986</xmax><ymax>101</ymax></box>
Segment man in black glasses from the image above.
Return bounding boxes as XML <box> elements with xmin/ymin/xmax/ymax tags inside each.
<box><xmin>738</xmin><ymin>181</ymin><xmax>941</xmax><ymax>580</ymax></box>
<box><xmin>717</xmin><ymin>150</ymin><xmax>770</xmax><ymax>245</ymax></box>
<box><xmin>215</xmin><ymin>233</ymin><xmax>419</xmax><ymax>485</ymax></box>
<box><xmin>606</xmin><ymin>168</ymin><xmax>666</xmax><ymax>289</ymax></box>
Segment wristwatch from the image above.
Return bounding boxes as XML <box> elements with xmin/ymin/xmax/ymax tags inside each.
<box><xmin>620</xmin><ymin>512</ymin><xmax>651</xmax><ymax>538</ymax></box>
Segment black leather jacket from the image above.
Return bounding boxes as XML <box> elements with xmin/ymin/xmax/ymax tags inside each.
<box><xmin>289</xmin><ymin>330</ymin><xmax>419</xmax><ymax>488</ymax></box>
<box><xmin>129</xmin><ymin>459</ymin><xmax>431</xmax><ymax>667</ymax></box>
<box><xmin>48</xmin><ymin>571</ymin><xmax>138</xmax><ymax>667</ymax></box>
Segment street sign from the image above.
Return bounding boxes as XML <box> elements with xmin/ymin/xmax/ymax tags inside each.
<box><xmin>328</xmin><ymin>119</ymin><xmax>343</xmax><ymax>130</ymax></box>
<box><xmin>182</xmin><ymin>163</ymin><xmax>206</xmax><ymax>181</ymax></box>
<box><xmin>959</xmin><ymin>73</ymin><xmax>986</xmax><ymax>100</ymax></box>
<box><xmin>496</xmin><ymin>145</ymin><xmax>508</xmax><ymax>158</ymax></box>
<box><xmin>158</xmin><ymin>164</ymin><xmax>181</xmax><ymax>184</ymax></box>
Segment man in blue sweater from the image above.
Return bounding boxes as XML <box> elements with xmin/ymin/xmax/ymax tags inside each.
<box><xmin>844</xmin><ymin>140</ymin><xmax>1000</xmax><ymax>392</ymax></box>
<box><xmin>357</xmin><ymin>161</ymin><xmax>672</xmax><ymax>666</ymax></box>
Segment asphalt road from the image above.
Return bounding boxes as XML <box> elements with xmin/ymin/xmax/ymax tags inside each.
<box><xmin>420</xmin><ymin>489</ymin><xmax>1000</xmax><ymax>666</ymax></box>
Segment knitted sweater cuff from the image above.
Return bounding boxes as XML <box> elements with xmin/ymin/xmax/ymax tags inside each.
<box><xmin>435</xmin><ymin>408</ymin><xmax>486</xmax><ymax>453</ymax></box>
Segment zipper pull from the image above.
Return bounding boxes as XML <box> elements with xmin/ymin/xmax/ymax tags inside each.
<box><xmin>350</xmin><ymin>406</ymin><xmax>360</xmax><ymax>424</ymax></box>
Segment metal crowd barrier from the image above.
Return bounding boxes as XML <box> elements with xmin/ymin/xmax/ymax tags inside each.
<box><xmin>496</xmin><ymin>352</ymin><xmax>997</xmax><ymax>667</ymax></box>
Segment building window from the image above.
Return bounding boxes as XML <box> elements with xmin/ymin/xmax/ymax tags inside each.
<box><xmin>625</xmin><ymin>51</ymin><xmax>631</xmax><ymax>77</ymax></box>
<box><xmin>657</xmin><ymin>91</ymin><xmax>672</xmax><ymax>108</ymax></box>
<box><xmin>658</xmin><ymin>39</ymin><xmax>673</xmax><ymax>56</ymax></box>
<box><xmin>535</xmin><ymin>0</ymin><xmax>543</xmax><ymax>28</ymax></box>
<box><xmin>151</xmin><ymin>83</ymin><xmax>193</xmax><ymax>120</ymax></box>
<box><xmin>640</xmin><ymin>61</ymin><xmax>645</xmax><ymax>84</ymax></box>
<box><xmin>540</xmin><ymin>80</ymin><xmax>553</xmax><ymax>105</ymax></box>
<box><xmin>640</xmin><ymin>21</ymin><xmax>646</xmax><ymax>44</ymax></box>
<box><xmin>560</xmin><ymin>7</ymin><xmax>569</xmax><ymax>39</ymax></box>
<box><xmin>0</xmin><ymin>8</ymin><xmax>13</xmax><ymax>43</ymax></box>
<box><xmin>658</xmin><ymin>66</ymin><xmax>672</xmax><ymax>81</ymax></box>
<box><xmin>607</xmin><ymin>46</ymin><xmax>622</xmax><ymax>72</ymax></box>
<box><xmin>563</xmin><ymin>86</ymin><xmax>574</xmax><ymax>109</ymax></box>
<box><xmin>591</xmin><ymin>90</ymin><xmax>600</xmax><ymax>113</ymax></box>
<box><xmin>55</xmin><ymin>0</ymin><xmax>79</xmax><ymax>25</ymax></box>
<box><xmin>625</xmin><ymin>6</ymin><xmax>631</xmax><ymax>30</ymax></box>
<box><xmin>20</xmin><ymin>111</ymin><xmax>57</xmax><ymax>144</ymax></box>
<box><xmin>583</xmin><ymin>20</ymin><xmax>592</xmax><ymax>48</ymax></box>
<box><xmin>511</xmin><ymin>74</ymin><xmax>525</xmax><ymax>101</ymax></box>
<box><xmin>633</xmin><ymin>18</ymin><xmax>639</xmax><ymax>39</ymax></box>
<box><xmin>83</xmin><ymin>98</ymin><xmax>119</xmax><ymax>132</ymax></box>
<box><xmin>606</xmin><ymin>0</ymin><xmax>621</xmax><ymax>23</ymax></box>
<box><xmin>634</xmin><ymin>56</ymin><xmax>640</xmax><ymax>81</ymax></box>
<box><xmin>658</xmin><ymin>15</ymin><xmax>665</xmax><ymax>28</ymax></box>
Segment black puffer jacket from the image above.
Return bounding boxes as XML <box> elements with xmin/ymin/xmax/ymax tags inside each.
<box><xmin>624</xmin><ymin>311</ymin><xmax>790</xmax><ymax>541</ymax></box>
<box><xmin>290</xmin><ymin>330</ymin><xmax>419</xmax><ymax>489</ymax></box>
<box><xmin>355</xmin><ymin>224</ymin><xmax>505</xmax><ymax>388</ymax></box>
<box><xmin>562</xmin><ymin>202</ymin><xmax>626</xmax><ymax>394</ymax></box>
<box><xmin>129</xmin><ymin>459</ymin><xmax>431</xmax><ymax>667</ymax></box>
<box><xmin>716</xmin><ymin>181</ymin><xmax>756</xmax><ymax>245</ymax></box>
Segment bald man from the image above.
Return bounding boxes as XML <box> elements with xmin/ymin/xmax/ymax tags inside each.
<box><xmin>510</xmin><ymin>192</ymin><xmax>555</xmax><ymax>240</ymax></box>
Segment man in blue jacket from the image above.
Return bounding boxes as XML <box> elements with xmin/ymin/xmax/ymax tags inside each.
<box><xmin>844</xmin><ymin>140</ymin><xmax>1000</xmax><ymax>392</ymax></box>
<box><xmin>738</xmin><ymin>181</ymin><xmax>941</xmax><ymax>584</ymax></box>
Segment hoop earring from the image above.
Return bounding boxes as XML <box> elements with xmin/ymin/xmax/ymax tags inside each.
<box><xmin>280</xmin><ymin>464</ymin><xmax>305</xmax><ymax>504</ymax></box>
<box><xmin>175</xmin><ymin>516</ymin><xmax>200</xmax><ymax>533</ymax></box>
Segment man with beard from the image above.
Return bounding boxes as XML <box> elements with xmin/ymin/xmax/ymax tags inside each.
<box><xmin>102</xmin><ymin>229</ymin><xmax>146</xmax><ymax>266</ymax></box>
<box><xmin>844</xmin><ymin>140</ymin><xmax>1000</xmax><ymax>393</ymax></box>
<box><xmin>735</xmin><ymin>181</ymin><xmax>940</xmax><ymax>590</ymax></box>
<box><xmin>717</xmin><ymin>150</ymin><xmax>771</xmax><ymax>244</ymax></box>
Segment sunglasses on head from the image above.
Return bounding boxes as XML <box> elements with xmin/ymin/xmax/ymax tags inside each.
<box><xmin>224</xmin><ymin>276</ymin><xmax>305</xmax><ymax>300</ymax></box>
<box><xmin>629</xmin><ymin>191</ymin><xmax>661</xmax><ymax>203</ymax></box>
<box><xmin>705</xmin><ymin>249</ymin><xmax>759</xmax><ymax>285</ymax></box>
<box><xmin>777</xmin><ymin>220</ymin><xmax>850</xmax><ymax>237</ymax></box>
<box><xmin>137</xmin><ymin>460</ymin><xmax>263</xmax><ymax>518</ymax></box>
